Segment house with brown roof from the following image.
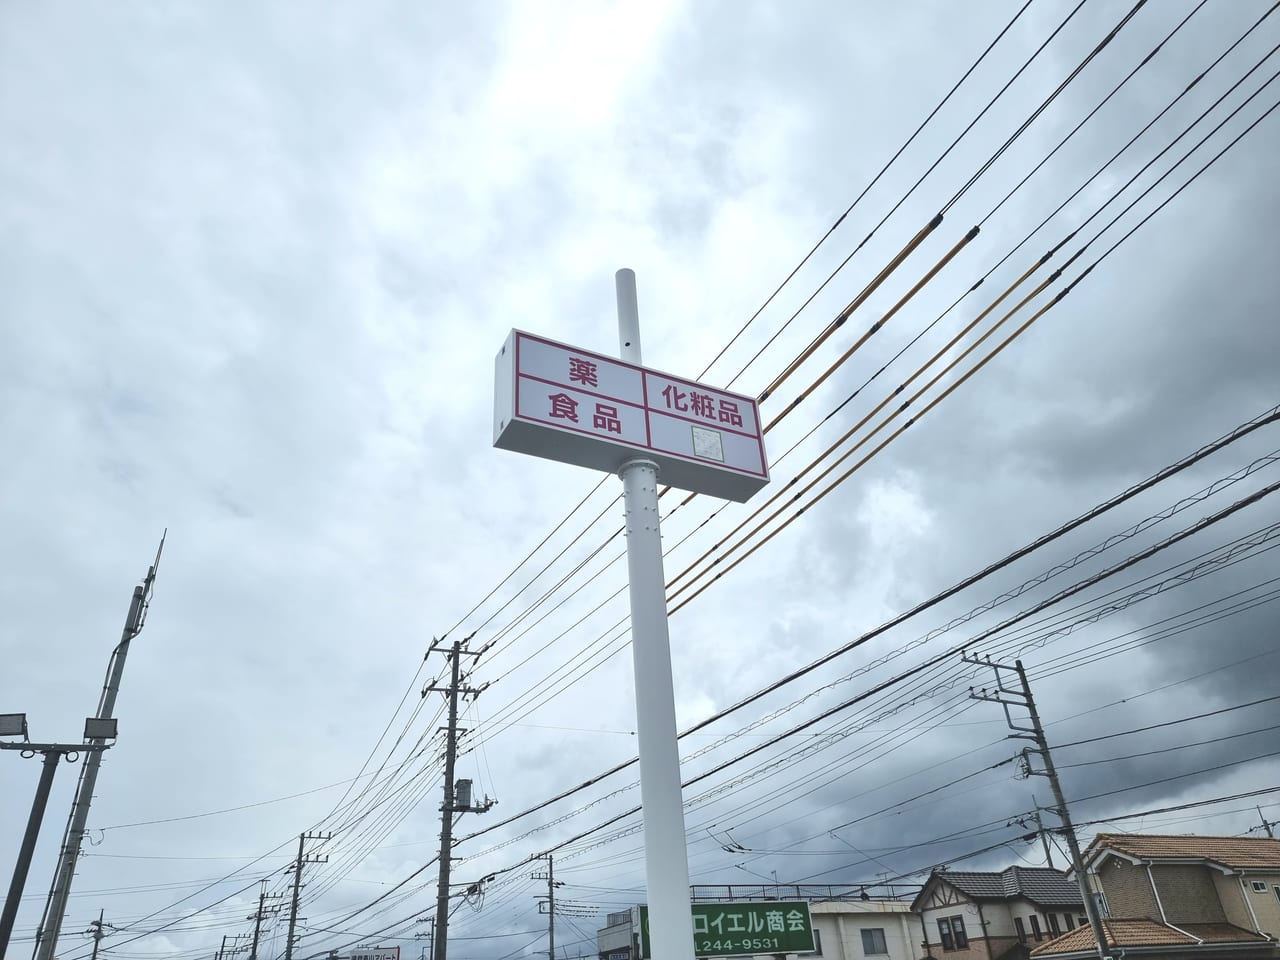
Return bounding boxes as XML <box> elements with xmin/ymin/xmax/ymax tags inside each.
<box><xmin>1029</xmin><ymin>833</ymin><xmax>1280</xmax><ymax>959</ymax></box>
<box><xmin>910</xmin><ymin>866</ymin><xmax>1085</xmax><ymax>959</ymax></box>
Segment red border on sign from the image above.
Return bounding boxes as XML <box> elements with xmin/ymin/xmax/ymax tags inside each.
<box><xmin>518</xmin><ymin>372</ymin><xmax>646</xmax><ymax>411</ymax></box>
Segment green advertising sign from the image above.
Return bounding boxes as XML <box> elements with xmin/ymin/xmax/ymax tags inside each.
<box><xmin>639</xmin><ymin>901</ymin><xmax>814</xmax><ymax>957</ymax></box>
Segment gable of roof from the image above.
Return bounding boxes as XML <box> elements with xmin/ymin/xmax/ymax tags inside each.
<box><xmin>1084</xmin><ymin>833</ymin><xmax>1280</xmax><ymax>870</ymax></box>
<box><xmin>1029</xmin><ymin>919</ymin><xmax>1273</xmax><ymax>957</ymax></box>
<box><xmin>914</xmin><ymin>866</ymin><xmax>1082</xmax><ymax>909</ymax></box>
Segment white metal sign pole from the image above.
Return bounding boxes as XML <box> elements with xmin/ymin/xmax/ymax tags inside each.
<box><xmin>615</xmin><ymin>268</ymin><xmax>695</xmax><ymax>960</ymax></box>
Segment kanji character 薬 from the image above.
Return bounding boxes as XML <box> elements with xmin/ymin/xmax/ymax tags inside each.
<box><xmin>569</xmin><ymin>357</ymin><xmax>598</xmax><ymax>388</ymax></box>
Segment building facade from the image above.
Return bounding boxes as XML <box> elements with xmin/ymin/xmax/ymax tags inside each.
<box><xmin>1029</xmin><ymin>833</ymin><xmax>1280</xmax><ymax>959</ymax></box>
<box><xmin>911</xmin><ymin>866</ymin><xmax>1084</xmax><ymax>959</ymax></box>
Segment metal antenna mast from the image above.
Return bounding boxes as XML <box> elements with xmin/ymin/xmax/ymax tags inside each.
<box><xmin>34</xmin><ymin>533</ymin><xmax>165</xmax><ymax>960</ymax></box>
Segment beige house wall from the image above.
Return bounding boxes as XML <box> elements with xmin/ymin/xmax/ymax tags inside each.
<box><xmin>1096</xmin><ymin>855</ymin><xmax>1159</xmax><ymax>917</ymax></box>
<box><xmin>1243</xmin><ymin>872</ymin><xmax>1280</xmax><ymax>937</ymax></box>
<box><xmin>1151</xmin><ymin>864</ymin><xmax>1227</xmax><ymax>923</ymax></box>
<box><xmin>1212</xmin><ymin>870</ymin><xmax>1280</xmax><ymax>939</ymax></box>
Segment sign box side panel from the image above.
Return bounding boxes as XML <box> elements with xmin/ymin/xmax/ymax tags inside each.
<box><xmin>494</xmin><ymin>329</ymin><xmax>518</xmax><ymax>445</ymax></box>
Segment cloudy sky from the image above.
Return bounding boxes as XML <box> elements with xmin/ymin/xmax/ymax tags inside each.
<box><xmin>2</xmin><ymin>1</ymin><xmax>1278</xmax><ymax>958</ymax></box>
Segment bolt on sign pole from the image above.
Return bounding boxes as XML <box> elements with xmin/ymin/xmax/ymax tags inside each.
<box><xmin>615</xmin><ymin>268</ymin><xmax>695</xmax><ymax>960</ymax></box>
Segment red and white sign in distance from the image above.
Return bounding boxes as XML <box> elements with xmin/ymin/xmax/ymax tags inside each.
<box><xmin>493</xmin><ymin>330</ymin><xmax>768</xmax><ymax>502</ymax></box>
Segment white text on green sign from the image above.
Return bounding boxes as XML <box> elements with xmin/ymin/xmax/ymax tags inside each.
<box><xmin>639</xmin><ymin>901</ymin><xmax>814</xmax><ymax>957</ymax></box>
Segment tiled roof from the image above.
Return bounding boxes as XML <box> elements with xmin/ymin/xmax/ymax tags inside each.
<box><xmin>1085</xmin><ymin>833</ymin><xmax>1280</xmax><ymax>869</ymax></box>
<box><xmin>937</xmin><ymin>866</ymin><xmax>1082</xmax><ymax>905</ymax></box>
<box><xmin>1029</xmin><ymin>919</ymin><xmax>1273</xmax><ymax>956</ymax></box>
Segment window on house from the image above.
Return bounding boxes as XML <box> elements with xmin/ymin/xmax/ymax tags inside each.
<box><xmin>1030</xmin><ymin>915</ymin><xmax>1043</xmax><ymax>942</ymax></box>
<box><xmin>1078</xmin><ymin>916</ymin><xmax>1088</xmax><ymax>929</ymax></box>
<box><xmin>861</xmin><ymin>928</ymin><xmax>887</xmax><ymax>955</ymax></box>
<box><xmin>1251</xmin><ymin>881</ymin><xmax>1267</xmax><ymax>893</ymax></box>
<box><xmin>1063</xmin><ymin>914</ymin><xmax>1075</xmax><ymax>931</ymax></box>
<box><xmin>1015</xmin><ymin>917</ymin><xmax>1027</xmax><ymax>943</ymax></box>
<box><xmin>936</xmin><ymin>916</ymin><xmax>966</xmax><ymax>950</ymax></box>
<box><xmin>1048</xmin><ymin>913</ymin><xmax>1061</xmax><ymax>935</ymax></box>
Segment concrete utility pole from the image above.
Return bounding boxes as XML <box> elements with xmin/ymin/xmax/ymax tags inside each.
<box><xmin>533</xmin><ymin>853</ymin><xmax>562</xmax><ymax>960</ymax></box>
<box><xmin>415</xmin><ymin>917</ymin><xmax>435</xmax><ymax>960</ymax></box>
<box><xmin>968</xmin><ymin>657</ymin><xmax>1111</xmax><ymax>960</ymax></box>
<box><xmin>1031</xmin><ymin>796</ymin><xmax>1056</xmax><ymax>868</ymax></box>
<box><xmin>34</xmin><ymin>535</ymin><xmax>164</xmax><ymax>960</ymax></box>
<box><xmin>248</xmin><ymin>881</ymin><xmax>285</xmax><ymax>960</ymax></box>
<box><xmin>423</xmin><ymin>636</ymin><xmax>493</xmax><ymax>960</ymax></box>
<box><xmin>1258</xmin><ymin>806</ymin><xmax>1276</xmax><ymax>838</ymax></box>
<box><xmin>87</xmin><ymin>909</ymin><xmax>108</xmax><ymax>960</ymax></box>
<box><xmin>284</xmin><ymin>833</ymin><xmax>329</xmax><ymax>960</ymax></box>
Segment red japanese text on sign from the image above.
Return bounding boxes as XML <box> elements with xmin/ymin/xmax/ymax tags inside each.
<box><xmin>593</xmin><ymin>403</ymin><xmax>622</xmax><ymax>434</ymax></box>
<box><xmin>548</xmin><ymin>393</ymin><xmax>579</xmax><ymax>422</ymax></box>
<box><xmin>568</xmin><ymin>357</ymin><xmax>599</xmax><ymax>388</ymax></box>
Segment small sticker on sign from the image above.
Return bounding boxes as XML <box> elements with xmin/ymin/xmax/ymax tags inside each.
<box><xmin>692</xmin><ymin>425</ymin><xmax>725</xmax><ymax>462</ymax></box>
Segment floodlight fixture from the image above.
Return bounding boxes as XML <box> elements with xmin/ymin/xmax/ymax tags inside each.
<box><xmin>0</xmin><ymin>712</ymin><xmax>28</xmax><ymax>738</ymax></box>
<box><xmin>83</xmin><ymin>717</ymin><xmax>118</xmax><ymax>741</ymax></box>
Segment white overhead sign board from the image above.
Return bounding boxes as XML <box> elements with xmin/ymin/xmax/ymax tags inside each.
<box><xmin>494</xmin><ymin>329</ymin><xmax>769</xmax><ymax>502</ymax></box>
<box><xmin>351</xmin><ymin>948</ymin><xmax>399</xmax><ymax>960</ymax></box>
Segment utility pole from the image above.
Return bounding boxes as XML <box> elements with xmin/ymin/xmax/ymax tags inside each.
<box><xmin>968</xmin><ymin>657</ymin><xmax>1111</xmax><ymax>959</ymax></box>
<box><xmin>415</xmin><ymin>917</ymin><xmax>436</xmax><ymax>960</ymax></box>
<box><xmin>87</xmin><ymin>909</ymin><xmax>107</xmax><ymax>960</ymax></box>
<box><xmin>249</xmin><ymin>880</ymin><xmax>285</xmax><ymax>960</ymax></box>
<box><xmin>1257</xmin><ymin>806</ymin><xmax>1276</xmax><ymax>839</ymax></box>
<box><xmin>34</xmin><ymin>535</ymin><xmax>164</xmax><ymax>960</ymax></box>
<box><xmin>533</xmin><ymin>854</ymin><xmax>563</xmax><ymax>960</ymax></box>
<box><xmin>423</xmin><ymin>635</ymin><xmax>494</xmax><ymax>960</ymax></box>
<box><xmin>1032</xmin><ymin>796</ymin><xmax>1055</xmax><ymax>868</ymax></box>
<box><xmin>284</xmin><ymin>832</ymin><xmax>330</xmax><ymax>960</ymax></box>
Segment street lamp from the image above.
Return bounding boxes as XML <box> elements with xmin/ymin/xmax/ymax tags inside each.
<box><xmin>0</xmin><ymin>713</ymin><xmax>28</xmax><ymax>738</ymax></box>
<box><xmin>0</xmin><ymin>716</ymin><xmax>117</xmax><ymax>957</ymax></box>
